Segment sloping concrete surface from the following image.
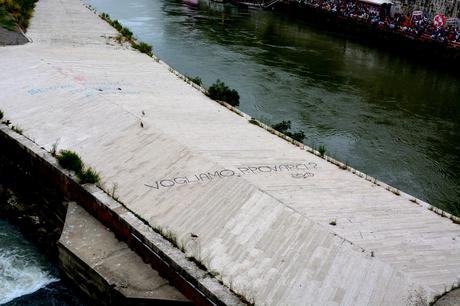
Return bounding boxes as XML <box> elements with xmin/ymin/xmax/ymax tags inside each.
<box><xmin>0</xmin><ymin>0</ymin><xmax>459</xmax><ymax>305</ymax></box>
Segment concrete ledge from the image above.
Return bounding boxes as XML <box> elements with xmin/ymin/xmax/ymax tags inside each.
<box><xmin>0</xmin><ymin>26</ymin><xmax>29</xmax><ymax>46</ymax></box>
<box><xmin>0</xmin><ymin>125</ymin><xmax>244</xmax><ymax>305</ymax></box>
<box><xmin>58</xmin><ymin>202</ymin><xmax>190</xmax><ymax>305</ymax></box>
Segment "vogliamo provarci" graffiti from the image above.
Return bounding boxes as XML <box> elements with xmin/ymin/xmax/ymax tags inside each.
<box><xmin>144</xmin><ymin>162</ymin><xmax>317</xmax><ymax>190</ymax></box>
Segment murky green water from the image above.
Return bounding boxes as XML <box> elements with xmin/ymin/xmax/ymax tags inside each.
<box><xmin>86</xmin><ymin>0</ymin><xmax>460</xmax><ymax>216</ymax></box>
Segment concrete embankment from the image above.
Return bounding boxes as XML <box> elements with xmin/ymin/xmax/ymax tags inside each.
<box><xmin>0</xmin><ymin>164</ymin><xmax>189</xmax><ymax>305</ymax></box>
<box><xmin>0</xmin><ymin>126</ymin><xmax>240</xmax><ymax>305</ymax></box>
<box><xmin>1</xmin><ymin>0</ymin><xmax>460</xmax><ymax>304</ymax></box>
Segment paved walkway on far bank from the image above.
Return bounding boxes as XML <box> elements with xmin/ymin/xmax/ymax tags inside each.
<box><xmin>0</xmin><ymin>0</ymin><xmax>459</xmax><ymax>305</ymax></box>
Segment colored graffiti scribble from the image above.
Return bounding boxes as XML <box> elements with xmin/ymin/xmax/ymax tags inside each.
<box><xmin>27</xmin><ymin>81</ymin><xmax>139</xmax><ymax>97</ymax></box>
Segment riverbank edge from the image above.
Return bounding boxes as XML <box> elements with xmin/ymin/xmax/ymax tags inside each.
<box><xmin>87</xmin><ymin>2</ymin><xmax>459</xmax><ymax>221</ymax></box>
<box><xmin>0</xmin><ymin>125</ymin><xmax>244</xmax><ymax>306</ymax></box>
<box><xmin>270</xmin><ymin>1</ymin><xmax>460</xmax><ymax>71</ymax></box>
<box><xmin>146</xmin><ymin>43</ymin><xmax>460</xmax><ymax>225</ymax></box>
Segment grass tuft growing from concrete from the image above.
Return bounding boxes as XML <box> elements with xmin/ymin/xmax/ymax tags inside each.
<box><xmin>11</xmin><ymin>125</ymin><xmax>23</xmax><ymax>134</ymax></box>
<box><xmin>56</xmin><ymin>150</ymin><xmax>101</xmax><ymax>184</ymax></box>
<box><xmin>0</xmin><ymin>0</ymin><xmax>37</xmax><ymax>31</ymax></box>
<box><xmin>318</xmin><ymin>144</ymin><xmax>326</xmax><ymax>157</ymax></box>
<box><xmin>0</xmin><ymin>7</ymin><xmax>16</xmax><ymax>31</ymax></box>
<box><xmin>78</xmin><ymin>167</ymin><xmax>100</xmax><ymax>184</ymax></box>
<box><xmin>131</xmin><ymin>41</ymin><xmax>153</xmax><ymax>57</ymax></box>
<box><xmin>99</xmin><ymin>11</ymin><xmax>153</xmax><ymax>57</ymax></box>
<box><xmin>56</xmin><ymin>150</ymin><xmax>84</xmax><ymax>173</ymax></box>
<box><xmin>187</xmin><ymin>75</ymin><xmax>202</xmax><ymax>86</ymax></box>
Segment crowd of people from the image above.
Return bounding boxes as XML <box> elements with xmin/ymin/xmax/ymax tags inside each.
<box><xmin>298</xmin><ymin>0</ymin><xmax>460</xmax><ymax>45</ymax></box>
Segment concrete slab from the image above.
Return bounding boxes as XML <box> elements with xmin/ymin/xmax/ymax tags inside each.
<box><xmin>0</xmin><ymin>0</ymin><xmax>459</xmax><ymax>304</ymax></box>
<box><xmin>59</xmin><ymin>202</ymin><xmax>190</xmax><ymax>304</ymax></box>
<box><xmin>0</xmin><ymin>26</ymin><xmax>29</xmax><ymax>45</ymax></box>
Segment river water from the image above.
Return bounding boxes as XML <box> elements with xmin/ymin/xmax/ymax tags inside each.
<box><xmin>0</xmin><ymin>219</ymin><xmax>84</xmax><ymax>305</ymax></box>
<box><xmin>85</xmin><ymin>0</ymin><xmax>460</xmax><ymax>216</ymax></box>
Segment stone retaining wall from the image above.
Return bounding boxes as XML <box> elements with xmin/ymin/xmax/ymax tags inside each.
<box><xmin>0</xmin><ymin>125</ymin><xmax>242</xmax><ymax>306</ymax></box>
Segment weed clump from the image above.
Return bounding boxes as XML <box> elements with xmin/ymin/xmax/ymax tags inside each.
<box><xmin>78</xmin><ymin>167</ymin><xmax>100</xmax><ymax>184</ymax></box>
<box><xmin>0</xmin><ymin>0</ymin><xmax>37</xmax><ymax>31</ymax></box>
<box><xmin>99</xmin><ymin>11</ymin><xmax>153</xmax><ymax>57</ymax></box>
<box><xmin>318</xmin><ymin>144</ymin><xmax>326</xmax><ymax>157</ymax></box>
<box><xmin>11</xmin><ymin>125</ymin><xmax>23</xmax><ymax>134</ymax></box>
<box><xmin>56</xmin><ymin>150</ymin><xmax>84</xmax><ymax>173</ymax></box>
<box><xmin>271</xmin><ymin>120</ymin><xmax>305</xmax><ymax>142</ymax></box>
<box><xmin>0</xmin><ymin>7</ymin><xmax>16</xmax><ymax>31</ymax></box>
<box><xmin>207</xmin><ymin>79</ymin><xmax>240</xmax><ymax>107</ymax></box>
<box><xmin>56</xmin><ymin>150</ymin><xmax>101</xmax><ymax>185</ymax></box>
<box><xmin>187</xmin><ymin>76</ymin><xmax>202</xmax><ymax>86</ymax></box>
<box><xmin>131</xmin><ymin>41</ymin><xmax>153</xmax><ymax>57</ymax></box>
<box><xmin>99</xmin><ymin>12</ymin><xmax>110</xmax><ymax>21</ymax></box>
<box><xmin>111</xmin><ymin>19</ymin><xmax>122</xmax><ymax>31</ymax></box>
<box><xmin>120</xmin><ymin>27</ymin><xmax>133</xmax><ymax>39</ymax></box>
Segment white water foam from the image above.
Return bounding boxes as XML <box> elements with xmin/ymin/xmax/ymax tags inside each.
<box><xmin>0</xmin><ymin>249</ymin><xmax>59</xmax><ymax>304</ymax></box>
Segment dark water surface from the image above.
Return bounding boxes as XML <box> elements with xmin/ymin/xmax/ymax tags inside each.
<box><xmin>89</xmin><ymin>0</ymin><xmax>459</xmax><ymax>216</ymax></box>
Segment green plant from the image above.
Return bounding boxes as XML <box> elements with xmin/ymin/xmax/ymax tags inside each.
<box><xmin>78</xmin><ymin>167</ymin><xmax>100</xmax><ymax>184</ymax></box>
<box><xmin>111</xmin><ymin>19</ymin><xmax>122</xmax><ymax>31</ymax></box>
<box><xmin>120</xmin><ymin>26</ymin><xmax>133</xmax><ymax>39</ymax></box>
<box><xmin>318</xmin><ymin>144</ymin><xmax>326</xmax><ymax>157</ymax></box>
<box><xmin>11</xmin><ymin>125</ymin><xmax>23</xmax><ymax>134</ymax></box>
<box><xmin>131</xmin><ymin>41</ymin><xmax>153</xmax><ymax>57</ymax></box>
<box><xmin>0</xmin><ymin>7</ymin><xmax>16</xmax><ymax>31</ymax></box>
<box><xmin>207</xmin><ymin>79</ymin><xmax>240</xmax><ymax>107</ymax></box>
<box><xmin>56</xmin><ymin>150</ymin><xmax>84</xmax><ymax>173</ymax></box>
<box><xmin>99</xmin><ymin>12</ymin><xmax>110</xmax><ymax>21</ymax></box>
<box><xmin>188</xmin><ymin>76</ymin><xmax>202</xmax><ymax>86</ymax></box>
<box><xmin>0</xmin><ymin>0</ymin><xmax>37</xmax><ymax>30</ymax></box>
<box><xmin>271</xmin><ymin>120</ymin><xmax>305</xmax><ymax>142</ymax></box>
<box><xmin>287</xmin><ymin>130</ymin><xmax>305</xmax><ymax>142</ymax></box>
<box><xmin>271</xmin><ymin>120</ymin><xmax>291</xmax><ymax>134</ymax></box>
